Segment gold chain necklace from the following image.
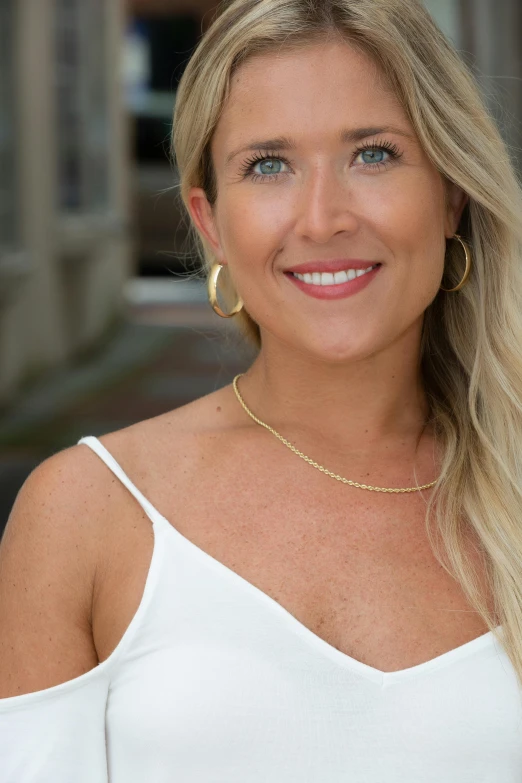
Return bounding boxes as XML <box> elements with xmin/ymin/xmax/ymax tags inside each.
<box><xmin>232</xmin><ymin>374</ymin><xmax>437</xmax><ymax>494</ymax></box>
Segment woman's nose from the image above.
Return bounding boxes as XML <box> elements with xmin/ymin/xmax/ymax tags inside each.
<box><xmin>293</xmin><ymin>166</ymin><xmax>359</xmax><ymax>244</ymax></box>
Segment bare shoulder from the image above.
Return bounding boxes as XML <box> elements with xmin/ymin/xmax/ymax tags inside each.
<box><xmin>0</xmin><ymin>442</ymin><xmax>120</xmax><ymax>698</ymax></box>
<box><xmin>0</xmin><ymin>385</ymin><xmax>247</xmax><ymax>699</ymax></box>
<box><xmin>74</xmin><ymin>384</ymin><xmax>245</xmax><ymax>661</ymax></box>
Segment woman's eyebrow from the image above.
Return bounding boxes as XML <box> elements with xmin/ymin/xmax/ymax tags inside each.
<box><xmin>225</xmin><ymin>125</ymin><xmax>414</xmax><ymax>165</ymax></box>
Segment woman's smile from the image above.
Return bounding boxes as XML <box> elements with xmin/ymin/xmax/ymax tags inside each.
<box><xmin>284</xmin><ymin>263</ymin><xmax>382</xmax><ymax>300</ymax></box>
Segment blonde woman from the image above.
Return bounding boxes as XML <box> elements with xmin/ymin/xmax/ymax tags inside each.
<box><xmin>2</xmin><ymin>0</ymin><xmax>522</xmax><ymax>779</ymax></box>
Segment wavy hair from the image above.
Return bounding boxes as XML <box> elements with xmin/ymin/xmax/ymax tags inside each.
<box><xmin>172</xmin><ymin>0</ymin><xmax>522</xmax><ymax>687</ymax></box>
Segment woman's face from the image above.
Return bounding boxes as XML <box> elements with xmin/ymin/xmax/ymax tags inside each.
<box><xmin>188</xmin><ymin>39</ymin><xmax>467</xmax><ymax>362</ymax></box>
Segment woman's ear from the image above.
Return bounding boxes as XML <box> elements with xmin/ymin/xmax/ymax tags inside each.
<box><xmin>187</xmin><ymin>187</ymin><xmax>226</xmax><ymax>262</ymax></box>
<box><xmin>444</xmin><ymin>181</ymin><xmax>469</xmax><ymax>238</ymax></box>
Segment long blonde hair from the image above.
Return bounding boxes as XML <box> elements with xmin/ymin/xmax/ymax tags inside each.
<box><xmin>172</xmin><ymin>0</ymin><xmax>522</xmax><ymax>687</ymax></box>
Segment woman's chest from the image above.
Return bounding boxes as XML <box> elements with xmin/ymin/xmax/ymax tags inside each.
<box><xmin>99</xmin><ymin>482</ymin><xmax>519</xmax><ymax>783</ymax></box>
<box><xmin>104</xmin><ymin>637</ymin><xmax>520</xmax><ymax>782</ymax></box>
<box><xmin>94</xmin><ymin>472</ymin><xmax>494</xmax><ymax>673</ymax></box>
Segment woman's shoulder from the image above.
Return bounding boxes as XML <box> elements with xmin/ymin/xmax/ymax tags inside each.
<box><xmin>0</xmin><ymin>442</ymin><xmax>112</xmax><ymax>698</ymax></box>
<box><xmin>76</xmin><ymin>384</ymin><xmax>247</xmax><ymax>662</ymax></box>
<box><xmin>1</xmin><ymin>440</ymin><xmax>117</xmax><ymax>590</ymax></box>
<box><xmin>0</xmin><ymin>384</ymin><xmax>248</xmax><ymax>697</ymax></box>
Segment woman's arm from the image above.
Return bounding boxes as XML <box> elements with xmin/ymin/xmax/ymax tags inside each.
<box><xmin>0</xmin><ymin>447</ymin><xmax>109</xmax><ymax>781</ymax></box>
<box><xmin>0</xmin><ymin>448</ymin><xmax>101</xmax><ymax>696</ymax></box>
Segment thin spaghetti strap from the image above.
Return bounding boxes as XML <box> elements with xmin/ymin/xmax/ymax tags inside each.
<box><xmin>77</xmin><ymin>435</ymin><xmax>165</xmax><ymax>527</ymax></box>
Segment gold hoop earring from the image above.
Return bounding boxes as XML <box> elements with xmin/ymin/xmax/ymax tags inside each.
<box><xmin>207</xmin><ymin>262</ymin><xmax>244</xmax><ymax>318</ymax></box>
<box><xmin>440</xmin><ymin>234</ymin><xmax>472</xmax><ymax>292</ymax></box>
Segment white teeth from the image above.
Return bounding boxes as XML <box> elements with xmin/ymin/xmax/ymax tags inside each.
<box><xmin>293</xmin><ymin>265</ymin><xmax>376</xmax><ymax>285</ymax></box>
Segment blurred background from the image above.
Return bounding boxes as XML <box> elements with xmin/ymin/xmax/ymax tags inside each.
<box><xmin>0</xmin><ymin>0</ymin><xmax>521</xmax><ymax>532</ymax></box>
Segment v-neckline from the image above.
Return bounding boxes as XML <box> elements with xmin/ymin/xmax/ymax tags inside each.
<box><xmin>153</xmin><ymin>511</ymin><xmax>501</xmax><ymax>686</ymax></box>
<box><xmin>81</xmin><ymin>435</ymin><xmax>503</xmax><ymax>688</ymax></box>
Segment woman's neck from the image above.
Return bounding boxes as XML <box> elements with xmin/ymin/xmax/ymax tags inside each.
<box><xmin>238</xmin><ymin>328</ymin><xmax>431</xmax><ymax>457</ymax></box>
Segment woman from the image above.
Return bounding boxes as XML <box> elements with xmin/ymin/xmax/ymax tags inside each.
<box><xmin>1</xmin><ymin>0</ymin><xmax>522</xmax><ymax>779</ymax></box>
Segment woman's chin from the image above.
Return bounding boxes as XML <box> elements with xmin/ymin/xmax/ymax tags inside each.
<box><xmin>289</xmin><ymin>330</ymin><xmax>382</xmax><ymax>365</ymax></box>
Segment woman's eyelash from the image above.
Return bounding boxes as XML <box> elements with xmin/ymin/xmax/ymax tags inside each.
<box><xmin>239</xmin><ymin>140</ymin><xmax>403</xmax><ymax>181</ymax></box>
<box><xmin>356</xmin><ymin>139</ymin><xmax>402</xmax><ymax>162</ymax></box>
<box><xmin>238</xmin><ymin>150</ymin><xmax>291</xmax><ymax>179</ymax></box>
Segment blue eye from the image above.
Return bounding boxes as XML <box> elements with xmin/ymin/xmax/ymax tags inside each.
<box><xmin>256</xmin><ymin>159</ymin><xmax>285</xmax><ymax>176</ymax></box>
<box><xmin>240</xmin><ymin>154</ymin><xmax>290</xmax><ymax>182</ymax></box>
<box><xmin>354</xmin><ymin>141</ymin><xmax>402</xmax><ymax>169</ymax></box>
<box><xmin>360</xmin><ymin>149</ymin><xmax>387</xmax><ymax>164</ymax></box>
<box><xmin>239</xmin><ymin>140</ymin><xmax>402</xmax><ymax>182</ymax></box>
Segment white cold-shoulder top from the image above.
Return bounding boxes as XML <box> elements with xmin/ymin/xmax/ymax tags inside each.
<box><xmin>0</xmin><ymin>434</ymin><xmax>521</xmax><ymax>782</ymax></box>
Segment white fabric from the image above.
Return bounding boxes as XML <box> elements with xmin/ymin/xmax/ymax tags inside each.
<box><xmin>1</xmin><ymin>433</ymin><xmax>521</xmax><ymax>782</ymax></box>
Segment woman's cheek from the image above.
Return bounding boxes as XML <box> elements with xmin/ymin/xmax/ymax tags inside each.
<box><xmin>227</xmin><ymin>203</ymin><xmax>289</xmax><ymax>260</ymax></box>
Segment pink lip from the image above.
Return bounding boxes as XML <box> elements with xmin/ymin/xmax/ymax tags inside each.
<box><xmin>285</xmin><ymin>259</ymin><xmax>380</xmax><ymax>274</ymax></box>
<box><xmin>284</xmin><ymin>264</ymin><xmax>381</xmax><ymax>300</ymax></box>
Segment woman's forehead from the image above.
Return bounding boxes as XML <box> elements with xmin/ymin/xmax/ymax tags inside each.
<box><xmin>229</xmin><ymin>39</ymin><xmax>385</xmax><ymax>98</ymax></box>
<box><xmin>213</xmin><ymin>41</ymin><xmax>409</xmax><ymax>159</ymax></box>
